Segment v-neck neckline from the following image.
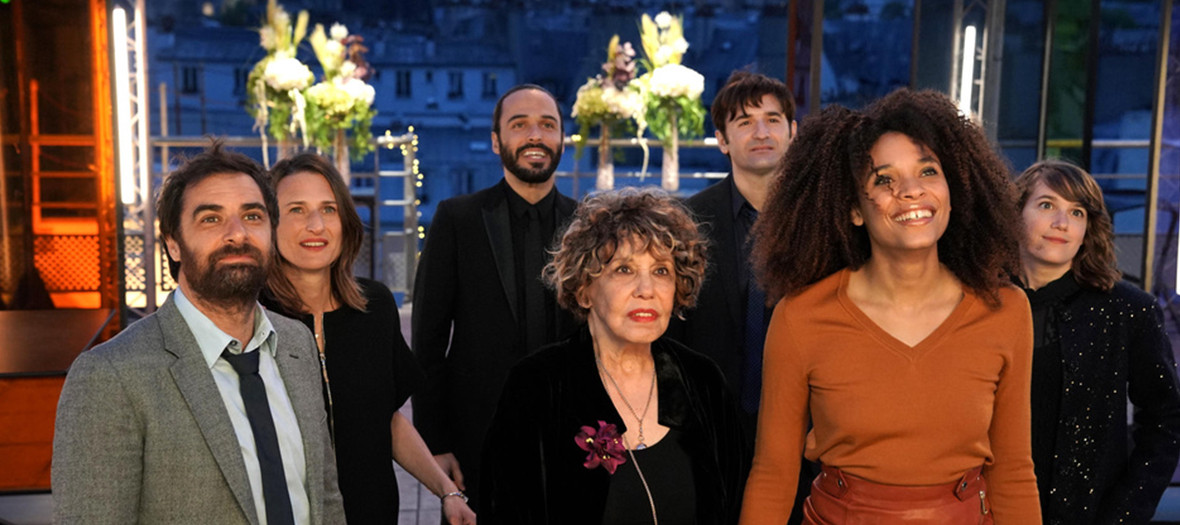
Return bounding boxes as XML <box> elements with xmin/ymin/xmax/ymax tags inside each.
<box><xmin>835</xmin><ymin>268</ymin><xmax>975</xmax><ymax>360</ymax></box>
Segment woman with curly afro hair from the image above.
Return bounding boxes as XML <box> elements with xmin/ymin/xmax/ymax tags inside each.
<box><xmin>740</xmin><ymin>89</ymin><xmax>1040</xmax><ymax>524</ymax></box>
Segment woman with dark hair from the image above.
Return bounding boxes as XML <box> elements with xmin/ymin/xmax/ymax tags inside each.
<box><xmin>740</xmin><ymin>89</ymin><xmax>1040</xmax><ymax>523</ymax></box>
<box><xmin>1015</xmin><ymin>159</ymin><xmax>1180</xmax><ymax>524</ymax></box>
<box><xmin>480</xmin><ymin>187</ymin><xmax>749</xmax><ymax>524</ymax></box>
<box><xmin>262</xmin><ymin>153</ymin><xmax>476</xmax><ymax>524</ymax></box>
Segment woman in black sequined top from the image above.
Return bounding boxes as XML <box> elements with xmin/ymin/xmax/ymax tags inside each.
<box><xmin>1015</xmin><ymin>159</ymin><xmax>1180</xmax><ymax>524</ymax></box>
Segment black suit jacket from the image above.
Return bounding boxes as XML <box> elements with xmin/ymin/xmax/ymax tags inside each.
<box><xmin>1037</xmin><ymin>280</ymin><xmax>1180</xmax><ymax>524</ymax></box>
<box><xmin>670</xmin><ymin>175</ymin><xmax>811</xmax><ymax>525</ymax></box>
<box><xmin>411</xmin><ymin>178</ymin><xmax>577</xmax><ymax>504</ymax></box>
<box><xmin>479</xmin><ymin>329</ymin><xmax>750</xmax><ymax>524</ymax></box>
<box><xmin>668</xmin><ymin>175</ymin><xmax>746</xmax><ymax>392</ymax></box>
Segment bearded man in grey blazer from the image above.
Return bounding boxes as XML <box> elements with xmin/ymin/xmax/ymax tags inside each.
<box><xmin>52</xmin><ymin>143</ymin><xmax>345</xmax><ymax>524</ymax></box>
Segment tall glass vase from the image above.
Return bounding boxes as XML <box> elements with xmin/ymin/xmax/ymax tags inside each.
<box><xmin>333</xmin><ymin>129</ymin><xmax>351</xmax><ymax>186</ymax></box>
<box><xmin>661</xmin><ymin>111</ymin><xmax>680</xmax><ymax>192</ymax></box>
<box><xmin>596</xmin><ymin>123</ymin><xmax>614</xmax><ymax>190</ymax></box>
<box><xmin>276</xmin><ymin>137</ymin><xmax>296</xmax><ymax>163</ymax></box>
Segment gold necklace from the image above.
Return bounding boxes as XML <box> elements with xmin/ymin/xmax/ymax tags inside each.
<box><xmin>596</xmin><ymin>353</ymin><xmax>657</xmax><ymax>449</ymax></box>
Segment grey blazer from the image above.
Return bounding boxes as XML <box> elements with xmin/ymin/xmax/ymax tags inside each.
<box><xmin>51</xmin><ymin>294</ymin><xmax>346</xmax><ymax>524</ymax></box>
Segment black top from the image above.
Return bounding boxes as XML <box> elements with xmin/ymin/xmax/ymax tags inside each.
<box><xmin>601</xmin><ymin>428</ymin><xmax>697</xmax><ymax>525</ymax></box>
<box><xmin>728</xmin><ymin>175</ymin><xmax>756</xmax><ymax>297</ymax></box>
<box><xmin>505</xmin><ymin>184</ymin><xmax>559</xmax><ymax>353</ymax></box>
<box><xmin>479</xmin><ymin>328</ymin><xmax>749</xmax><ymax>524</ymax></box>
<box><xmin>263</xmin><ymin>278</ymin><xmax>425</xmax><ymax>524</ymax></box>
<box><xmin>1018</xmin><ymin>276</ymin><xmax>1180</xmax><ymax>525</ymax></box>
<box><xmin>1022</xmin><ymin>271</ymin><xmax>1080</xmax><ymax>504</ymax></box>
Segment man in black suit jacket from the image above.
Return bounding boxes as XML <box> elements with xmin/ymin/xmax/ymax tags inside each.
<box><xmin>412</xmin><ymin>84</ymin><xmax>577</xmax><ymax>509</ymax></box>
<box><xmin>670</xmin><ymin>71</ymin><xmax>796</xmax><ymax>427</ymax></box>
<box><xmin>668</xmin><ymin>71</ymin><xmax>809</xmax><ymax>523</ymax></box>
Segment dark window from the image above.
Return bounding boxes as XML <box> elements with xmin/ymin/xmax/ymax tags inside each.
<box><xmin>481</xmin><ymin>72</ymin><xmax>497</xmax><ymax>100</ymax></box>
<box><xmin>181</xmin><ymin>66</ymin><xmax>199</xmax><ymax>94</ymax></box>
<box><xmin>396</xmin><ymin>70</ymin><xmax>412</xmax><ymax>99</ymax></box>
<box><xmin>447</xmin><ymin>71</ymin><xmax>464</xmax><ymax>100</ymax></box>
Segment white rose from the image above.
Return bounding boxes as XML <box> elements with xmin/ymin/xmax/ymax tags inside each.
<box><xmin>330</xmin><ymin>23</ymin><xmax>349</xmax><ymax>42</ymax></box>
<box><xmin>602</xmin><ymin>86</ymin><xmax>643</xmax><ymax>119</ymax></box>
<box><xmin>648</xmin><ymin>64</ymin><xmax>704</xmax><ymax>100</ymax></box>
<box><xmin>673</xmin><ymin>38</ymin><xmax>689</xmax><ymax>55</ymax></box>
<box><xmin>340</xmin><ymin>60</ymin><xmax>357</xmax><ymax>79</ymax></box>
<box><xmin>341</xmin><ymin>77</ymin><xmax>375</xmax><ymax>106</ymax></box>
<box><xmin>655</xmin><ymin>12</ymin><xmax>673</xmax><ymax>29</ymax></box>
<box><xmin>264</xmin><ymin>56</ymin><xmax>313</xmax><ymax>92</ymax></box>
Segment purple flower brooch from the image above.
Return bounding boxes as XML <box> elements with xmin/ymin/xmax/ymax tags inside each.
<box><xmin>575</xmin><ymin>420</ymin><xmax>627</xmax><ymax>474</ymax></box>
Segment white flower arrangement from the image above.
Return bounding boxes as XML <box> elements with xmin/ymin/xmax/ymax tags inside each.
<box><xmin>305</xmin><ymin>22</ymin><xmax>377</xmax><ymax>158</ymax></box>
<box><xmin>263</xmin><ymin>56</ymin><xmax>313</xmax><ymax>92</ymax></box>
<box><xmin>572</xmin><ymin>83</ymin><xmax>644</xmax><ymax>122</ymax></box>
<box><xmin>636</xmin><ymin>11</ymin><xmax>706</xmax><ymax>143</ymax></box>
<box><xmin>646</xmin><ymin>63</ymin><xmax>704</xmax><ymax>100</ymax></box>
<box><xmin>247</xmin><ymin>0</ymin><xmax>310</xmax><ymax>148</ymax></box>
<box><xmin>571</xmin><ymin>35</ymin><xmax>646</xmax><ymax>161</ymax></box>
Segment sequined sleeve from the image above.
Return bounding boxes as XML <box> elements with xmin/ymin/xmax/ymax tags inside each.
<box><xmin>1095</xmin><ymin>288</ymin><xmax>1180</xmax><ymax>522</ymax></box>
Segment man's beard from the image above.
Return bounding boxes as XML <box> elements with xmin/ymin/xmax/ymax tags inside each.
<box><xmin>181</xmin><ymin>241</ymin><xmax>269</xmax><ymax>307</ymax></box>
<box><xmin>499</xmin><ymin>140</ymin><xmax>562</xmax><ymax>184</ymax></box>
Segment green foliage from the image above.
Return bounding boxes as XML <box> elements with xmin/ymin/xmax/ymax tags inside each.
<box><xmin>303</xmin><ymin>95</ymin><xmax>375</xmax><ymax>159</ymax></box>
<box><xmin>645</xmin><ymin>95</ymin><xmax>705</xmax><ymax>143</ymax></box>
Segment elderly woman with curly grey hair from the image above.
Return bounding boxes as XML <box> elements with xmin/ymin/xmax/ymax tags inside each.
<box><xmin>479</xmin><ymin>187</ymin><xmax>750</xmax><ymax>524</ymax></box>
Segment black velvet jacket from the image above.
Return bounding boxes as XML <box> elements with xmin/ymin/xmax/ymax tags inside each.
<box><xmin>1033</xmin><ymin>279</ymin><xmax>1180</xmax><ymax>524</ymax></box>
<box><xmin>479</xmin><ymin>329</ymin><xmax>750</xmax><ymax>524</ymax></box>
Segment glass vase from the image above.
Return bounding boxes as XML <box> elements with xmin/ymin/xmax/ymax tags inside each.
<box><xmin>333</xmin><ymin>129</ymin><xmax>351</xmax><ymax>186</ymax></box>
<box><xmin>661</xmin><ymin>112</ymin><xmax>679</xmax><ymax>192</ymax></box>
<box><xmin>596</xmin><ymin>123</ymin><xmax>614</xmax><ymax>190</ymax></box>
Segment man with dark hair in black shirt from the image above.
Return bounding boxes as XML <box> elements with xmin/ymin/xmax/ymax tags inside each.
<box><xmin>412</xmin><ymin>84</ymin><xmax>577</xmax><ymax>510</ymax></box>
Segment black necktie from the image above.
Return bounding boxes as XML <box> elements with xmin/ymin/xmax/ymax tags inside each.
<box><xmin>524</xmin><ymin>207</ymin><xmax>547</xmax><ymax>353</ymax></box>
<box><xmin>740</xmin><ymin>206</ymin><xmax>767</xmax><ymax>414</ymax></box>
<box><xmin>222</xmin><ymin>350</ymin><xmax>296</xmax><ymax>525</ymax></box>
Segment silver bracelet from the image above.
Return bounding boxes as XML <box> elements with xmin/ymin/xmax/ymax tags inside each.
<box><xmin>441</xmin><ymin>491</ymin><xmax>468</xmax><ymax>504</ymax></box>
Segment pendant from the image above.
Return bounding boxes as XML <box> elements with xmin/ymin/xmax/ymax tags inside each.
<box><xmin>635</xmin><ymin>442</ymin><xmax>647</xmax><ymax>450</ymax></box>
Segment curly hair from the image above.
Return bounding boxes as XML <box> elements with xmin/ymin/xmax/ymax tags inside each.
<box><xmin>264</xmin><ymin>153</ymin><xmax>368</xmax><ymax>314</ymax></box>
<box><xmin>544</xmin><ymin>187</ymin><xmax>707</xmax><ymax>320</ymax></box>
<box><xmin>752</xmin><ymin>88</ymin><xmax>1022</xmax><ymax>306</ymax></box>
<box><xmin>1014</xmin><ymin>159</ymin><xmax>1120</xmax><ymax>291</ymax></box>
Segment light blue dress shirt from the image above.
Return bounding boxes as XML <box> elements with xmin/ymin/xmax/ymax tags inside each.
<box><xmin>173</xmin><ymin>287</ymin><xmax>311</xmax><ymax>525</ymax></box>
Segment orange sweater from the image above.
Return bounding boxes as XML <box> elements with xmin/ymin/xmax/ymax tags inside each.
<box><xmin>740</xmin><ymin>269</ymin><xmax>1040</xmax><ymax>524</ymax></box>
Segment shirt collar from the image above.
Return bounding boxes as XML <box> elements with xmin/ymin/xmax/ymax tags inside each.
<box><xmin>728</xmin><ymin>174</ymin><xmax>756</xmax><ymax>221</ymax></box>
<box><xmin>173</xmin><ymin>287</ymin><xmax>278</xmax><ymax>369</ymax></box>
<box><xmin>504</xmin><ymin>181</ymin><xmax>557</xmax><ymax>220</ymax></box>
